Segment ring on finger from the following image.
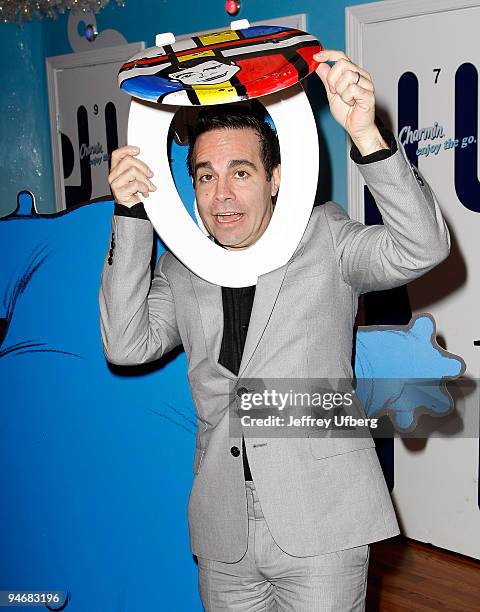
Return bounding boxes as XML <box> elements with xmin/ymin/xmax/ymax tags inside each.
<box><xmin>355</xmin><ymin>71</ymin><xmax>361</xmax><ymax>85</ymax></box>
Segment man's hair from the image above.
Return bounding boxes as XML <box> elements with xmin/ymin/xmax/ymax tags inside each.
<box><xmin>186</xmin><ymin>103</ymin><xmax>281</xmax><ymax>181</ymax></box>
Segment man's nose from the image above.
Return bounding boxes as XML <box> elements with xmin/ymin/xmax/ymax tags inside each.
<box><xmin>214</xmin><ymin>176</ymin><xmax>235</xmax><ymax>202</ymax></box>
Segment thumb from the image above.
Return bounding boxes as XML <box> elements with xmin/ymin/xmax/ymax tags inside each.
<box><xmin>315</xmin><ymin>61</ymin><xmax>330</xmax><ymax>88</ymax></box>
<box><xmin>315</xmin><ymin>62</ymin><xmax>334</xmax><ymax>103</ymax></box>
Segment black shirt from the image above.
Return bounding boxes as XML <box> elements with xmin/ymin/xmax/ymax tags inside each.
<box><xmin>218</xmin><ymin>285</ymin><xmax>256</xmax><ymax>480</ymax></box>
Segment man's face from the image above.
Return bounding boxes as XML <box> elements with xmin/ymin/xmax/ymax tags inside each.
<box><xmin>193</xmin><ymin>128</ymin><xmax>280</xmax><ymax>250</ymax></box>
<box><xmin>169</xmin><ymin>60</ymin><xmax>240</xmax><ymax>85</ymax></box>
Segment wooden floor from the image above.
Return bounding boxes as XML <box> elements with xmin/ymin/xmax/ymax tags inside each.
<box><xmin>366</xmin><ymin>536</ymin><xmax>480</xmax><ymax>611</ymax></box>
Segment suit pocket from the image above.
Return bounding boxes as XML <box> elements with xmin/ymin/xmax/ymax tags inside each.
<box><xmin>193</xmin><ymin>447</ymin><xmax>206</xmax><ymax>475</ymax></box>
<box><xmin>307</xmin><ymin>430</ymin><xmax>376</xmax><ymax>460</ymax></box>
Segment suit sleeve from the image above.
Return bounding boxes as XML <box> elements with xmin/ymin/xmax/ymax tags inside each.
<box><xmin>99</xmin><ymin>214</ymin><xmax>182</xmax><ymax>365</ymax></box>
<box><xmin>324</xmin><ymin>138</ymin><xmax>450</xmax><ymax>294</ymax></box>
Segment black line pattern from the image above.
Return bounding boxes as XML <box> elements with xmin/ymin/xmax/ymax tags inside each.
<box><xmin>0</xmin><ymin>243</ymin><xmax>81</xmax><ymax>360</ymax></box>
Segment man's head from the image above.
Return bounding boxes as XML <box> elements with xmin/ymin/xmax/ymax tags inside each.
<box><xmin>187</xmin><ymin>105</ymin><xmax>281</xmax><ymax>250</ymax></box>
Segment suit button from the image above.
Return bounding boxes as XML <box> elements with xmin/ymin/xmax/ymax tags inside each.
<box><xmin>237</xmin><ymin>387</ymin><xmax>249</xmax><ymax>397</ymax></box>
<box><xmin>110</xmin><ymin>241</ymin><xmax>115</xmax><ymax>248</ymax></box>
<box><xmin>107</xmin><ymin>256</ymin><xmax>113</xmax><ymax>265</ymax></box>
<box><xmin>109</xmin><ymin>248</ymin><xmax>114</xmax><ymax>256</ymax></box>
<box><xmin>411</xmin><ymin>165</ymin><xmax>425</xmax><ymax>186</ymax></box>
<box><xmin>230</xmin><ymin>446</ymin><xmax>240</xmax><ymax>457</ymax></box>
<box><xmin>414</xmin><ymin>172</ymin><xmax>424</xmax><ymax>186</ymax></box>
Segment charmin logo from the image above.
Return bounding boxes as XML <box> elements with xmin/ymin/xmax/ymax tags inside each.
<box><xmin>399</xmin><ymin>121</ymin><xmax>445</xmax><ymax>145</ymax></box>
<box><xmin>79</xmin><ymin>142</ymin><xmax>104</xmax><ymax>160</ymax></box>
<box><xmin>398</xmin><ymin>120</ymin><xmax>475</xmax><ymax>158</ymax></box>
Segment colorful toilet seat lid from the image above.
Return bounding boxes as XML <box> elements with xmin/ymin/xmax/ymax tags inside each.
<box><xmin>118</xmin><ymin>25</ymin><xmax>322</xmax><ymax>105</ymax></box>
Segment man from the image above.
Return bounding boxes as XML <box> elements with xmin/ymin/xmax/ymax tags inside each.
<box><xmin>100</xmin><ymin>50</ymin><xmax>450</xmax><ymax>610</ymax></box>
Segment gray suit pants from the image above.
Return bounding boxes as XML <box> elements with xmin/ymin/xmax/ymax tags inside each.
<box><xmin>197</xmin><ymin>481</ymin><xmax>370</xmax><ymax>611</ymax></box>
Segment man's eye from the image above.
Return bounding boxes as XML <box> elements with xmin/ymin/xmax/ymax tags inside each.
<box><xmin>199</xmin><ymin>174</ymin><xmax>214</xmax><ymax>183</ymax></box>
<box><xmin>235</xmin><ymin>170</ymin><xmax>249</xmax><ymax>179</ymax></box>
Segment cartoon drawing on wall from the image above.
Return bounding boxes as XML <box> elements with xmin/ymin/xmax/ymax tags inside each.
<box><xmin>0</xmin><ymin>192</ymin><xmax>81</xmax><ymax>361</ymax></box>
<box><xmin>0</xmin><ymin>191</ymin><xmax>202</xmax><ymax>609</ymax></box>
<box><xmin>119</xmin><ymin>25</ymin><xmax>322</xmax><ymax>105</ymax></box>
<box><xmin>0</xmin><ymin>189</ymin><xmax>467</xmax><ymax>606</ymax></box>
<box><xmin>0</xmin><ymin>190</ymin><xmax>197</xmax><ymax>426</ymax></box>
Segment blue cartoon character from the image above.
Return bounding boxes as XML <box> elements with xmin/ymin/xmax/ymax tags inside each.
<box><xmin>355</xmin><ymin>314</ymin><xmax>466</xmax><ymax>430</ymax></box>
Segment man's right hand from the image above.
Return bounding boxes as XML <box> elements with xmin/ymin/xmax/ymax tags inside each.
<box><xmin>108</xmin><ymin>146</ymin><xmax>157</xmax><ymax>208</ymax></box>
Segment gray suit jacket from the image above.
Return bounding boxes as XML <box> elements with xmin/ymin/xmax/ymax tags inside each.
<box><xmin>99</xmin><ymin>141</ymin><xmax>449</xmax><ymax>561</ymax></box>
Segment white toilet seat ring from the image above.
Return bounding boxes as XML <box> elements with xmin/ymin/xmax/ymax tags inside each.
<box><xmin>127</xmin><ymin>83</ymin><xmax>319</xmax><ymax>287</ymax></box>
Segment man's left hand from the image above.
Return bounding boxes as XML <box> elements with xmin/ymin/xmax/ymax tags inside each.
<box><xmin>313</xmin><ymin>49</ymin><xmax>388</xmax><ymax>156</ymax></box>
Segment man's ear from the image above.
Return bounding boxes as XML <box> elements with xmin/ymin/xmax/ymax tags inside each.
<box><xmin>271</xmin><ymin>165</ymin><xmax>281</xmax><ymax>197</ymax></box>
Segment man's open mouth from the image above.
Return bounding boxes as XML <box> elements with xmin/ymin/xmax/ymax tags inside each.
<box><xmin>214</xmin><ymin>212</ymin><xmax>244</xmax><ymax>223</ymax></box>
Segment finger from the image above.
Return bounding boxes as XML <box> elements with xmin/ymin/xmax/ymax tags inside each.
<box><xmin>313</xmin><ymin>48</ymin><xmax>371</xmax><ymax>79</ymax></box>
<box><xmin>313</xmin><ymin>49</ymin><xmax>368</xmax><ymax>85</ymax></box>
<box><xmin>334</xmin><ymin>70</ymin><xmax>374</xmax><ymax>98</ymax></box>
<box><xmin>110</xmin><ymin>146</ymin><xmax>140</xmax><ymax>172</ymax></box>
<box><xmin>315</xmin><ymin>61</ymin><xmax>333</xmax><ymax>96</ymax></box>
<box><xmin>110</xmin><ymin>169</ymin><xmax>156</xmax><ymax>202</ymax></box>
<box><xmin>111</xmin><ymin>176</ymin><xmax>152</xmax><ymax>200</ymax></box>
<box><xmin>109</xmin><ymin>166</ymin><xmax>156</xmax><ymax>193</ymax></box>
<box><xmin>313</xmin><ymin>49</ymin><xmax>350</xmax><ymax>64</ymax></box>
<box><xmin>109</xmin><ymin>177</ymin><xmax>142</xmax><ymax>205</ymax></box>
<box><xmin>110</xmin><ymin>172</ymin><xmax>145</xmax><ymax>196</ymax></box>
<box><xmin>109</xmin><ymin>156</ymin><xmax>154</xmax><ymax>183</ymax></box>
<box><xmin>339</xmin><ymin>85</ymin><xmax>375</xmax><ymax>109</ymax></box>
<box><xmin>326</xmin><ymin>59</ymin><xmax>370</xmax><ymax>95</ymax></box>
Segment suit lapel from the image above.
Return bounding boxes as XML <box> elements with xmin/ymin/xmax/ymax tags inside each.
<box><xmin>239</xmin><ymin>244</ymin><xmax>305</xmax><ymax>374</ymax></box>
<box><xmin>190</xmin><ymin>244</ymin><xmax>305</xmax><ymax>380</ymax></box>
<box><xmin>237</xmin><ymin>264</ymin><xmax>288</xmax><ymax>376</ymax></box>
<box><xmin>191</xmin><ymin>274</ymin><xmax>237</xmax><ymax>379</ymax></box>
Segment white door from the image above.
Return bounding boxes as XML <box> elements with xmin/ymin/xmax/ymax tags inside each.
<box><xmin>47</xmin><ymin>42</ymin><xmax>144</xmax><ymax>211</ymax></box>
<box><xmin>347</xmin><ymin>0</ymin><xmax>480</xmax><ymax>559</ymax></box>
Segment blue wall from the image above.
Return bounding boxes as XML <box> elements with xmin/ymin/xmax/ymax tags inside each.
<box><xmin>0</xmin><ymin>22</ymin><xmax>55</xmax><ymax>216</ymax></box>
<box><xmin>0</xmin><ymin>0</ymin><xmax>383</xmax><ymax>217</ymax></box>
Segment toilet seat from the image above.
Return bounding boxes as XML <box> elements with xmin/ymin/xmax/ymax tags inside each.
<box><xmin>127</xmin><ymin>82</ymin><xmax>318</xmax><ymax>287</ymax></box>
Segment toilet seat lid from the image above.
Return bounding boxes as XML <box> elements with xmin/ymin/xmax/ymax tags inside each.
<box><xmin>118</xmin><ymin>25</ymin><xmax>322</xmax><ymax>105</ymax></box>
